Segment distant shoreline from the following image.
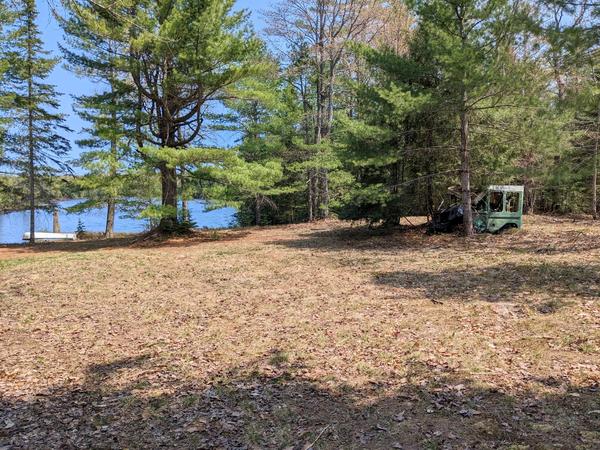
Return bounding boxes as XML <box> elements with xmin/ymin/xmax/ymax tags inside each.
<box><xmin>0</xmin><ymin>198</ymin><xmax>79</xmax><ymax>215</ymax></box>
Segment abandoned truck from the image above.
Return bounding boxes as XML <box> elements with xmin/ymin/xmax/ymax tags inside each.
<box><xmin>429</xmin><ymin>185</ymin><xmax>524</xmax><ymax>233</ymax></box>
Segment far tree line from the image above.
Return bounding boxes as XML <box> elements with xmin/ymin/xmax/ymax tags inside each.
<box><xmin>0</xmin><ymin>0</ymin><xmax>598</xmax><ymax>242</ymax></box>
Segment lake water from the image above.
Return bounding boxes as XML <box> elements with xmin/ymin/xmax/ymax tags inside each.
<box><xmin>0</xmin><ymin>199</ymin><xmax>237</xmax><ymax>244</ymax></box>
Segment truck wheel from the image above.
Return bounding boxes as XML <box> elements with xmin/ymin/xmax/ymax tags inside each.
<box><xmin>497</xmin><ymin>223</ymin><xmax>518</xmax><ymax>234</ymax></box>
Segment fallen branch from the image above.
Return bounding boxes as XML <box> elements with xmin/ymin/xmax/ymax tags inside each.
<box><xmin>303</xmin><ymin>424</ymin><xmax>331</xmax><ymax>450</ymax></box>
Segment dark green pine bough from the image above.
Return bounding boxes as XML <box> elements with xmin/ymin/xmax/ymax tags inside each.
<box><xmin>60</xmin><ymin>0</ymin><xmax>138</xmax><ymax>238</ymax></box>
<box><xmin>61</xmin><ymin>0</ymin><xmax>278</xmax><ymax>231</ymax></box>
<box><xmin>2</xmin><ymin>0</ymin><xmax>70</xmax><ymax>244</ymax></box>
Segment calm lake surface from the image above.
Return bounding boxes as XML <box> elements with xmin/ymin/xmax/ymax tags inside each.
<box><xmin>0</xmin><ymin>199</ymin><xmax>237</xmax><ymax>244</ymax></box>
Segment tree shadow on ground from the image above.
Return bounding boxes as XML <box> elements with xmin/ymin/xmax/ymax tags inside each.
<box><xmin>0</xmin><ymin>229</ymin><xmax>251</xmax><ymax>256</ymax></box>
<box><xmin>267</xmin><ymin>226</ymin><xmax>445</xmax><ymax>254</ymax></box>
<box><xmin>374</xmin><ymin>262</ymin><xmax>600</xmax><ymax>306</ymax></box>
<box><xmin>268</xmin><ymin>222</ymin><xmax>600</xmax><ymax>256</ymax></box>
<box><xmin>503</xmin><ymin>229</ymin><xmax>600</xmax><ymax>255</ymax></box>
<box><xmin>1</xmin><ymin>352</ymin><xmax>599</xmax><ymax>449</ymax></box>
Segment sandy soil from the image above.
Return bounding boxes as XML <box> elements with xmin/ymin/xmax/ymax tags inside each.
<box><xmin>1</xmin><ymin>216</ymin><xmax>599</xmax><ymax>449</ymax></box>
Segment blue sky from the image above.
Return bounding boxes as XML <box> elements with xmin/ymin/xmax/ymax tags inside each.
<box><xmin>37</xmin><ymin>0</ymin><xmax>270</xmax><ymax>161</ymax></box>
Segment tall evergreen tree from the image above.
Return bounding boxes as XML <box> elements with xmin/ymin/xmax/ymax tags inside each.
<box><xmin>0</xmin><ymin>2</ymin><xmax>15</xmax><ymax>147</ymax></box>
<box><xmin>60</xmin><ymin>2</ymin><xmax>137</xmax><ymax>237</ymax></box>
<box><xmin>411</xmin><ymin>0</ymin><xmax>529</xmax><ymax>235</ymax></box>
<box><xmin>70</xmin><ymin>88</ymin><xmax>136</xmax><ymax>237</ymax></box>
<box><xmin>337</xmin><ymin>44</ymin><xmax>449</xmax><ymax>225</ymax></box>
<box><xmin>214</xmin><ymin>66</ymin><xmax>302</xmax><ymax>225</ymax></box>
<box><xmin>267</xmin><ymin>0</ymin><xmax>380</xmax><ymax>220</ymax></box>
<box><xmin>529</xmin><ymin>1</ymin><xmax>597</xmax><ymax>215</ymax></box>
<box><xmin>568</xmin><ymin>54</ymin><xmax>600</xmax><ymax>219</ymax></box>
<box><xmin>3</xmin><ymin>0</ymin><xmax>70</xmax><ymax>243</ymax></box>
<box><xmin>62</xmin><ymin>0</ymin><xmax>264</xmax><ymax>230</ymax></box>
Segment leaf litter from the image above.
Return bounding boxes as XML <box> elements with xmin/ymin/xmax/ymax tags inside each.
<box><xmin>0</xmin><ymin>216</ymin><xmax>598</xmax><ymax>449</ymax></box>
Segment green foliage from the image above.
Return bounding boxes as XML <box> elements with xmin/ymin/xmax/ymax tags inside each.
<box><xmin>0</xmin><ymin>3</ymin><xmax>14</xmax><ymax>140</ymax></box>
<box><xmin>335</xmin><ymin>43</ymin><xmax>450</xmax><ymax>223</ymax></box>
<box><xmin>60</xmin><ymin>0</ymin><xmax>144</xmax><ymax>235</ymax></box>
<box><xmin>333</xmin><ymin>0</ymin><xmax>592</xmax><ymax>223</ymax></box>
<box><xmin>0</xmin><ymin>0</ymin><xmax>70</xmax><ymax>215</ymax></box>
<box><xmin>1</xmin><ymin>0</ymin><xmax>598</xmax><ymax>233</ymax></box>
<box><xmin>76</xmin><ymin>218</ymin><xmax>86</xmax><ymax>236</ymax></box>
<box><xmin>60</xmin><ymin>0</ymin><xmax>265</xmax><ymax>228</ymax></box>
<box><xmin>0</xmin><ymin>175</ymin><xmax>28</xmax><ymax>211</ymax></box>
<box><xmin>139</xmin><ymin>204</ymin><xmax>197</xmax><ymax>233</ymax></box>
<box><xmin>213</xmin><ymin>69</ymin><xmax>308</xmax><ymax>225</ymax></box>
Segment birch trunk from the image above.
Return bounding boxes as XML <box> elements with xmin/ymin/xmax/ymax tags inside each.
<box><xmin>592</xmin><ymin>122</ymin><xmax>598</xmax><ymax>220</ymax></box>
<box><xmin>459</xmin><ymin>100</ymin><xmax>474</xmax><ymax>236</ymax></box>
<box><xmin>27</xmin><ymin>5</ymin><xmax>35</xmax><ymax>244</ymax></box>
<box><xmin>52</xmin><ymin>207</ymin><xmax>60</xmax><ymax>233</ymax></box>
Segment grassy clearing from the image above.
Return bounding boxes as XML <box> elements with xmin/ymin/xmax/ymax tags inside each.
<box><xmin>0</xmin><ymin>216</ymin><xmax>599</xmax><ymax>449</ymax></box>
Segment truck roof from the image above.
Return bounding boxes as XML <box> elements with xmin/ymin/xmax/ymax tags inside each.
<box><xmin>488</xmin><ymin>185</ymin><xmax>524</xmax><ymax>192</ymax></box>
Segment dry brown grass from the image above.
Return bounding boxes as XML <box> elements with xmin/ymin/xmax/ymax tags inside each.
<box><xmin>0</xmin><ymin>215</ymin><xmax>599</xmax><ymax>449</ymax></box>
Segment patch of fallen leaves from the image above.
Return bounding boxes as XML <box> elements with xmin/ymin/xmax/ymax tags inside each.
<box><xmin>0</xmin><ymin>215</ymin><xmax>599</xmax><ymax>449</ymax></box>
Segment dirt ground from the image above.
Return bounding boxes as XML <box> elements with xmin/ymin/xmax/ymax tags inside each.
<box><xmin>0</xmin><ymin>216</ymin><xmax>599</xmax><ymax>449</ymax></box>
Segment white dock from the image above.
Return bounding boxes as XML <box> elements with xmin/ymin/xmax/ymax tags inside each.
<box><xmin>22</xmin><ymin>232</ymin><xmax>77</xmax><ymax>241</ymax></box>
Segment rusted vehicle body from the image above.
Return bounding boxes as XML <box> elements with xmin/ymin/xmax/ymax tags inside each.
<box><xmin>429</xmin><ymin>185</ymin><xmax>524</xmax><ymax>233</ymax></box>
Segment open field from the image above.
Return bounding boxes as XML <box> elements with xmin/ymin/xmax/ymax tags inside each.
<box><xmin>1</xmin><ymin>216</ymin><xmax>599</xmax><ymax>449</ymax></box>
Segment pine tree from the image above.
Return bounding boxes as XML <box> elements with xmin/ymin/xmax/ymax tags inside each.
<box><xmin>411</xmin><ymin>0</ymin><xmax>529</xmax><ymax>235</ymax></box>
<box><xmin>70</xmin><ymin>88</ymin><xmax>136</xmax><ymax>237</ymax></box>
<box><xmin>266</xmin><ymin>0</ymin><xmax>380</xmax><ymax>220</ymax></box>
<box><xmin>530</xmin><ymin>1</ymin><xmax>597</xmax><ymax>215</ymax></box>
<box><xmin>568</xmin><ymin>54</ymin><xmax>600</xmax><ymax>219</ymax></box>
<box><xmin>60</xmin><ymin>3</ymin><xmax>136</xmax><ymax>237</ymax></box>
<box><xmin>62</xmin><ymin>0</ymin><xmax>265</xmax><ymax>230</ymax></box>
<box><xmin>337</xmin><ymin>45</ymin><xmax>447</xmax><ymax>225</ymax></box>
<box><xmin>0</xmin><ymin>2</ymin><xmax>15</xmax><ymax>146</ymax></box>
<box><xmin>3</xmin><ymin>0</ymin><xmax>70</xmax><ymax>244</ymax></box>
<box><xmin>215</xmin><ymin>66</ymin><xmax>298</xmax><ymax>225</ymax></box>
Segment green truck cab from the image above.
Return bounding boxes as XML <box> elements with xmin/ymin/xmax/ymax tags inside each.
<box><xmin>474</xmin><ymin>185</ymin><xmax>524</xmax><ymax>233</ymax></box>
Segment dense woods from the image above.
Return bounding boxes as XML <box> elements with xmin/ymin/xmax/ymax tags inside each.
<box><xmin>0</xmin><ymin>0</ymin><xmax>598</xmax><ymax>238</ymax></box>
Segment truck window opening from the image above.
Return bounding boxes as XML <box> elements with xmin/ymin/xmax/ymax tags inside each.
<box><xmin>490</xmin><ymin>191</ymin><xmax>503</xmax><ymax>212</ymax></box>
<box><xmin>506</xmin><ymin>192</ymin><xmax>520</xmax><ymax>212</ymax></box>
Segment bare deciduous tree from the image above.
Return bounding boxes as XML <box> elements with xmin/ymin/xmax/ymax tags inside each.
<box><xmin>266</xmin><ymin>0</ymin><xmax>387</xmax><ymax>219</ymax></box>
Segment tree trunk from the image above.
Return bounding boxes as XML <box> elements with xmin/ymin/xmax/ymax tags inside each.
<box><xmin>26</xmin><ymin>3</ymin><xmax>35</xmax><ymax>245</ymax></box>
<box><xmin>553</xmin><ymin>64</ymin><xmax>565</xmax><ymax>101</ymax></box>
<box><xmin>456</xmin><ymin>10</ymin><xmax>473</xmax><ymax>236</ymax></box>
<box><xmin>53</xmin><ymin>207</ymin><xmax>60</xmax><ymax>233</ymax></box>
<box><xmin>180</xmin><ymin>169</ymin><xmax>190</xmax><ymax>223</ymax></box>
<box><xmin>159</xmin><ymin>162</ymin><xmax>178</xmax><ymax>229</ymax></box>
<box><xmin>308</xmin><ymin>169</ymin><xmax>315</xmax><ymax>221</ymax></box>
<box><xmin>522</xmin><ymin>164</ymin><xmax>534</xmax><ymax>214</ymax></box>
<box><xmin>317</xmin><ymin>65</ymin><xmax>335</xmax><ymax>219</ymax></box>
<box><xmin>312</xmin><ymin>60</ymin><xmax>323</xmax><ymax>217</ymax></box>
<box><xmin>426</xmin><ymin>130</ymin><xmax>434</xmax><ymax>220</ymax></box>
<box><xmin>255</xmin><ymin>194</ymin><xmax>261</xmax><ymax>225</ymax></box>
<box><xmin>105</xmin><ymin>199</ymin><xmax>115</xmax><ymax>238</ymax></box>
<box><xmin>325</xmin><ymin>66</ymin><xmax>335</xmax><ymax>137</ymax></box>
<box><xmin>320</xmin><ymin>169</ymin><xmax>329</xmax><ymax>218</ymax></box>
<box><xmin>314</xmin><ymin>5</ymin><xmax>325</xmax><ymax>147</ymax></box>
<box><xmin>523</xmin><ymin>178</ymin><xmax>534</xmax><ymax>215</ymax></box>
<box><xmin>426</xmin><ymin>175</ymin><xmax>433</xmax><ymax>220</ymax></box>
<box><xmin>311</xmin><ymin>6</ymin><xmax>326</xmax><ymax>219</ymax></box>
<box><xmin>182</xmin><ymin>197</ymin><xmax>190</xmax><ymax>222</ymax></box>
<box><xmin>28</xmin><ymin>103</ymin><xmax>35</xmax><ymax>244</ymax></box>
<box><xmin>592</xmin><ymin>151</ymin><xmax>597</xmax><ymax>219</ymax></box>
<box><xmin>106</xmin><ymin>74</ymin><xmax>117</xmax><ymax>239</ymax></box>
<box><xmin>459</xmin><ymin>104</ymin><xmax>474</xmax><ymax>236</ymax></box>
<box><xmin>592</xmin><ymin>105</ymin><xmax>599</xmax><ymax>219</ymax></box>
